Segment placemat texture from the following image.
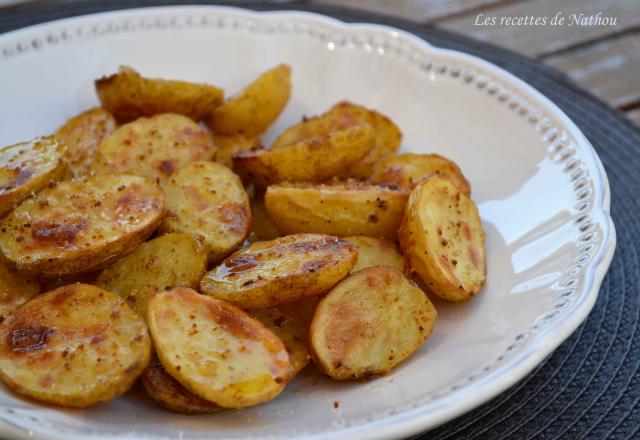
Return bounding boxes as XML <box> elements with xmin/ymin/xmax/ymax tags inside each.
<box><xmin>0</xmin><ymin>1</ymin><xmax>638</xmax><ymax>439</ymax></box>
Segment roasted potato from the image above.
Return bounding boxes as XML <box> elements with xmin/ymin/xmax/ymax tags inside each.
<box><xmin>91</xmin><ymin>113</ymin><xmax>216</xmax><ymax>181</ymax></box>
<box><xmin>54</xmin><ymin>107</ymin><xmax>117</xmax><ymax>177</ymax></box>
<box><xmin>272</xmin><ymin>101</ymin><xmax>402</xmax><ymax>178</ymax></box>
<box><xmin>310</xmin><ymin>266</ymin><xmax>436</xmax><ymax>380</ymax></box>
<box><xmin>233</xmin><ymin>124</ymin><xmax>374</xmax><ymax>188</ymax></box>
<box><xmin>0</xmin><ymin>262</ymin><xmax>39</xmax><ymax>319</ymax></box>
<box><xmin>142</xmin><ymin>355</ymin><xmax>221</xmax><ymax>414</ymax></box>
<box><xmin>95</xmin><ymin>233</ymin><xmax>207</xmax><ymax>318</ymax></box>
<box><xmin>248</xmin><ymin>196</ymin><xmax>280</xmax><ymax>243</ymax></box>
<box><xmin>398</xmin><ymin>177</ymin><xmax>486</xmax><ymax>301</ymax></box>
<box><xmin>213</xmin><ymin>134</ymin><xmax>261</xmax><ymax>168</ymax></box>
<box><xmin>0</xmin><ymin>136</ymin><xmax>66</xmax><ymax>217</ymax></box>
<box><xmin>206</xmin><ymin>64</ymin><xmax>291</xmax><ymax>136</ymax></box>
<box><xmin>147</xmin><ymin>287</ymin><xmax>290</xmax><ymax>408</ymax></box>
<box><xmin>0</xmin><ymin>174</ymin><xmax>165</xmax><ymax>278</ymax></box>
<box><xmin>371</xmin><ymin>153</ymin><xmax>471</xmax><ymax>195</ymax></box>
<box><xmin>0</xmin><ymin>284</ymin><xmax>150</xmax><ymax>408</ymax></box>
<box><xmin>160</xmin><ymin>161</ymin><xmax>251</xmax><ymax>262</ymax></box>
<box><xmin>95</xmin><ymin>66</ymin><xmax>224</xmax><ymax>123</ymax></box>
<box><xmin>265</xmin><ymin>181</ymin><xmax>409</xmax><ymax>241</ymax></box>
<box><xmin>200</xmin><ymin>234</ymin><xmax>357</xmax><ymax>309</ymax></box>
<box><xmin>342</xmin><ymin>236</ymin><xmax>407</xmax><ymax>274</ymax></box>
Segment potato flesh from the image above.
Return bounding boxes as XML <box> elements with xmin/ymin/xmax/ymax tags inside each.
<box><xmin>342</xmin><ymin>236</ymin><xmax>406</xmax><ymax>274</ymax></box>
<box><xmin>0</xmin><ymin>284</ymin><xmax>150</xmax><ymax>408</ymax></box>
<box><xmin>0</xmin><ymin>174</ymin><xmax>165</xmax><ymax>278</ymax></box>
<box><xmin>398</xmin><ymin>177</ymin><xmax>486</xmax><ymax>301</ymax></box>
<box><xmin>201</xmin><ymin>233</ymin><xmax>357</xmax><ymax>309</ymax></box>
<box><xmin>310</xmin><ymin>266</ymin><xmax>436</xmax><ymax>379</ymax></box>
<box><xmin>160</xmin><ymin>161</ymin><xmax>251</xmax><ymax>263</ymax></box>
<box><xmin>95</xmin><ymin>233</ymin><xmax>207</xmax><ymax>318</ymax></box>
<box><xmin>0</xmin><ymin>262</ymin><xmax>39</xmax><ymax>318</ymax></box>
<box><xmin>213</xmin><ymin>134</ymin><xmax>261</xmax><ymax>168</ymax></box>
<box><xmin>147</xmin><ymin>287</ymin><xmax>290</xmax><ymax>408</ymax></box>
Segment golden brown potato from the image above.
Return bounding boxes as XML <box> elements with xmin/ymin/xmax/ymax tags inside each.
<box><xmin>91</xmin><ymin>113</ymin><xmax>216</xmax><ymax>181</ymax></box>
<box><xmin>398</xmin><ymin>177</ymin><xmax>486</xmax><ymax>301</ymax></box>
<box><xmin>213</xmin><ymin>134</ymin><xmax>261</xmax><ymax>168</ymax></box>
<box><xmin>233</xmin><ymin>124</ymin><xmax>374</xmax><ymax>188</ymax></box>
<box><xmin>310</xmin><ymin>266</ymin><xmax>436</xmax><ymax>380</ymax></box>
<box><xmin>54</xmin><ymin>107</ymin><xmax>117</xmax><ymax>177</ymax></box>
<box><xmin>248</xmin><ymin>196</ymin><xmax>281</xmax><ymax>243</ymax></box>
<box><xmin>95</xmin><ymin>233</ymin><xmax>207</xmax><ymax>318</ymax></box>
<box><xmin>265</xmin><ymin>181</ymin><xmax>409</xmax><ymax>241</ymax></box>
<box><xmin>142</xmin><ymin>355</ymin><xmax>221</xmax><ymax>414</ymax></box>
<box><xmin>200</xmin><ymin>234</ymin><xmax>357</xmax><ymax>309</ymax></box>
<box><xmin>0</xmin><ymin>284</ymin><xmax>150</xmax><ymax>408</ymax></box>
<box><xmin>273</xmin><ymin>101</ymin><xmax>402</xmax><ymax>178</ymax></box>
<box><xmin>0</xmin><ymin>174</ymin><xmax>165</xmax><ymax>278</ymax></box>
<box><xmin>0</xmin><ymin>262</ymin><xmax>39</xmax><ymax>319</ymax></box>
<box><xmin>147</xmin><ymin>287</ymin><xmax>290</xmax><ymax>409</ymax></box>
<box><xmin>95</xmin><ymin>66</ymin><xmax>224</xmax><ymax>123</ymax></box>
<box><xmin>206</xmin><ymin>64</ymin><xmax>291</xmax><ymax>136</ymax></box>
<box><xmin>342</xmin><ymin>236</ymin><xmax>407</xmax><ymax>274</ymax></box>
<box><xmin>371</xmin><ymin>153</ymin><xmax>471</xmax><ymax>195</ymax></box>
<box><xmin>160</xmin><ymin>161</ymin><xmax>251</xmax><ymax>262</ymax></box>
<box><xmin>0</xmin><ymin>136</ymin><xmax>66</xmax><ymax>217</ymax></box>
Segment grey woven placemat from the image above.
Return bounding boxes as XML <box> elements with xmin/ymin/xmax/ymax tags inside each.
<box><xmin>0</xmin><ymin>1</ymin><xmax>638</xmax><ymax>438</ymax></box>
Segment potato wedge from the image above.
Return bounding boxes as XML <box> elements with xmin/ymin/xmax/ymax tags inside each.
<box><xmin>0</xmin><ymin>136</ymin><xmax>66</xmax><ymax>217</ymax></box>
<box><xmin>213</xmin><ymin>134</ymin><xmax>261</xmax><ymax>168</ymax></box>
<box><xmin>206</xmin><ymin>64</ymin><xmax>291</xmax><ymax>136</ymax></box>
<box><xmin>142</xmin><ymin>355</ymin><xmax>221</xmax><ymax>414</ymax></box>
<box><xmin>272</xmin><ymin>101</ymin><xmax>402</xmax><ymax>178</ymax></box>
<box><xmin>398</xmin><ymin>177</ymin><xmax>486</xmax><ymax>301</ymax></box>
<box><xmin>342</xmin><ymin>236</ymin><xmax>406</xmax><ymax>274</ymax></box>
<box><xmin>233</xmin><ymin>124</ymin><xmax>374</xmax><ymax>188</ymax></box>
<box><xmin>95</xmin><ymin>233</ymin><xmax>207</xmax><ymax>318</ymax></box>
<box><xmin>147</xmin><ymin>287</ymin><xmax>290</xmax><ymax>408</ymax></box>
<box><xmin>95</xmin><ymin>66</ymin><xmax>224</xmax><ymax>123</ymax></box>
<box><xmin>310</xmin><ymin>266</ymin><xmax>436</xmax><ymax>379</ymax></box>
<box><xmin>372</xmin><ymin>153</ymin><xmax>471</xmax><ymax>195</ymax></box>
<box><xmin>265</xmin><ymin>181</ymin><xmax>409</xmax><ymax>241</ymax></box>
<box><xmin>0</xmin><ymin>284</ymin><xmax>150</xmax><ymax>408</ymax></box>
<box><xmin>248</xmin><ymin>196</ymin><xmax>280</xmax><ymax>243</ymax></box>
<box><xmin>55</xmin><ymin>107</ymin><xmax>117</xmax><ymax>177</ymax></box>
<box><xmin>91</xmin><ymin>113</ymin><xmax>216</xmax><ymax>181</ymax></box>
<box><xmin>200</xmin><ymin>234</ymin><xmax>357</xmax><ymax>309</ymax></box>
<box><xmin>160</xmin><ymin>161</ymin><xmax>251</xmax><ymax>262</ymax></box>
<box><xmin>0</xmin><ymin>174</ymin><xmax>165</xmax><ymax>278</ymax></box>
<box><xmin>0</xmin><ymin>262</ymin><xmax>39</xmax><ymax>319</ymax></box>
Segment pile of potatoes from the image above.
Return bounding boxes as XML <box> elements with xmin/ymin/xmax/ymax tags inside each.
<box><xmin>0</xmin><ymin>64</ymin><xmax>485</xmax><ymax>413</ymax></box>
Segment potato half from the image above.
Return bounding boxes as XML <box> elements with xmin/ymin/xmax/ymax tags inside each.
<box><xmin>342</xmin><ymin>236</ymin><xmax>407</xmax><ymax>274</ymax></box>
<box><xmin>310</xmin><ymin>266</ymin><xmax>436</xmax><ymax>379</ymax></box>
<box><xmin>207</xmin><ymin>64</ymin><xmax>291</xmax><ymax>136</ymax></box>
<box><xmin>0</xmin><ymin>262</ymin><xmax>39</xmax><ymax>319</ymax></box>
<box><xmin>91</xmin><ymin>113</ymin><xmax>216</xmax><ymax>181</ymax></box>
<box><xmin>0</xmin><ymin>174</ymin><xmax>165</xmax><ymax>278</ymax></box>
<box><xmin>0</xmin><ymin>136</ymin><xmax>66</xmax><ymax>217</ymax></box>
<box><xmin>200</xmin><ymin>233</ymin><xmax>357</xmax><ymax>309</ymax></box>
<box><xmin>95</xmin><ymin>66</ymin><xmax>224</xmax><ymax>123</ymax></box>
<box><xmin>95</xmin><ymin>233</ymin><xmax>207</xmax><ymax>318</ymax></box>
<box><xmin>398</xmin><ymin>177</ymin><xmax>486</xmax><ymax>301</ymax></box>
<box><xmin>265</xmin><ymin>181</ymin><xmax>409</xmax><ymax>241</ymax></box>
<box><xmin>147</xmin><ymin>287</ymin><xmax>290</xmax><ymax>408</ymax></box>
<box><xmin>213</xmin><ymin>134</ymin><xmax>261</xmax><ymax>168</ymax></box>
<box><xmin>0</xmin><ymin>284</ymin><xmax>150</xmax><ymax>408</ymax></box>
<box><xmin>160</xmin><ymin>161</ymin><xmax>251</xmax><ymax>262</ymax></box>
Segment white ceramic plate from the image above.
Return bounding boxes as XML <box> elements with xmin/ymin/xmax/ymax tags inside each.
<box><xmin>0</xmin><ymin>5</ymin><xmax>615</xmax><ymax>440</ymax></box>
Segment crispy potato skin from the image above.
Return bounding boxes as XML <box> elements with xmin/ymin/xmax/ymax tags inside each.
<box><xmin>213</xmin><ymin>134</ymin><xmax>261</xmax><ymax>168</ymax></box>
<box><xmin>160</xmin><ymin>161</ymin><xmax>251</xmax><ymax>263</ymax></box>
<box><xmin>142</xmin><ymin>355</ymin><xmax>221</xmax><ymax>414</ymax></box>
<box><xmin>95</xmin><ymin>66</ymin><xmax>224</xmax><ymax>123</ymax></box>
<box><xmin>342</xmin><ymin>236</ymin><xmax>407</xmax><ymax>274</ymax></box>
<box><xmin>372</xmin><ymin>153</ymin><xmax>471</xmax><ymax>195</ymax></box>
<box><xmin>0</xmin><ymin>136</ymin><xmax>66</xmax><ymax>217</ymax></box>
<box><xmin>91</xmin><ymin>113</ymin><xmax>216</xmax><ymax>181</ymax></box>
<box><xmin>265</xmin><ymin>181</ymin><xmax>409</xmax><ymax>241</ymax></box>
<box><xmin>0</xmin><ymin>284</ymin><xmax>150</xmax><ymax>408</ymax></box>
<box><xmin>398</xmin><ymin>178</ymin><xmax>486</xmax><ymax>301</ymax></box>
<box><xmin>248</xmin><ymin>196</ymin><xmax>281</xmax><ymax>243</ymax></box>
<box><xmin>207</xmin><ymin>64</ymin><xmax>291</xmax><ymax>136</ymax></box>
<box><xmin>200</xmin><ymin>234</ymin><xmax>357</xmax><ymax>309</ymax></box>
<box><xmin>273</xmin><ymin>101</ymin><xmax>402</xmax><ymax>178</ymax></box>
<box><xmin>233</xmin><ymin>124</ymin><xmax>375</xmax><ymax>188</ymax></box>
<box><xmin>310</xmin><ymin>266</ymin><xmax>436</xmax><ymax>380</ymax></box>
<box><xmin>0</xmin><ymin>262</ymin><xmax>39</xmax><ymax>319</ymax></box>
<box><xmin>147</xmin><ymin>287</ymin><xmax>290</xmax><ymax>409</ymax></box>
<box><xmin>0</xmin><ymin>174</ymin><xmax>165</xmax><ymax>278</ymax></box>
<box><xmin>95</xmin><ymin>233</ymin><xmax>207</xmax><ymax>318</ymax></box>
<box><xmin>55</xmin><ymin>107</ymin><xmax>117</xmax><ymax>177</ymax></box>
